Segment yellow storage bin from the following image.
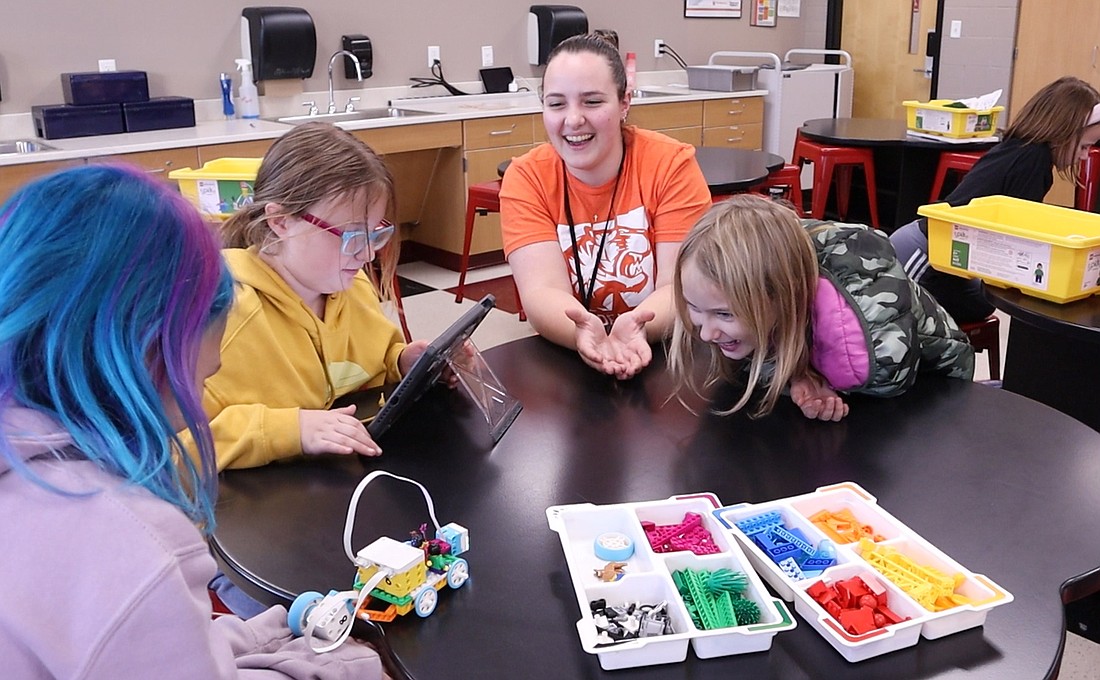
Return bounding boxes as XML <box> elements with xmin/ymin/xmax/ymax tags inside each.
<box><xmin>168</xmin><ymin>157</ymin><xmax>263</xmax><ymax>221</ymax></box>
<box><xmin>903</xmin><ymin>99</ymin><xmax>1003</xmax><ymax>139</ymax></box>
<box><xmin>919</xmin><ymin>196</ymin><xmax>1100</xmax><ymax>303</ymax></box>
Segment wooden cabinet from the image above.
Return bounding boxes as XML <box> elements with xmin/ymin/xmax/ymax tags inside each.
<box><xmin>0</xmin><ymin>159</ymin><xmax>84</xmax><ymax>204</ymax></box>
<box><xmin>701</xmin><ymin>97</ymin><xmax>764</xmax><ymax>150</ymax></box>
<box><xmin>352</xmin><ymin>122</ymin><xmax>465</xmax><ymax>258</ymax></box>
<box><xmin>626</xmin><ymin>100</ymin><xmax>702</xmax><ymax>144</ymax></box>
<box><xmin>197</xmin><ymin>139</ymin><xmax>274</xmax><ymax>164</ymax></box>
<box><xmin>90</xmin><ymin>147</ymin><xmax>199</xmax><ymax>182</ymax></box>
<box><xmin>455</xmin><ymin>115</ymin><xmax>540</xmax><ymax>261</ymax></box>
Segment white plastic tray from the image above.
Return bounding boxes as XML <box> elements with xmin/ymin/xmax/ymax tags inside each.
<box><xmin>713</xmin><ymin>482</ymin><xmax>1013</xmax><ymax>662</ymax></box>
<box><xmin>547</xmin><ymin>494</ymin><xmax>796</xmax><ymax>671</ymax></box>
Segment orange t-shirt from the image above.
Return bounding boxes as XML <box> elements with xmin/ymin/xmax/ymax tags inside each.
<box><xmin>500</xmin><ymin>126</ymin><xmax>710</xmax><ymax>321</ymax></box>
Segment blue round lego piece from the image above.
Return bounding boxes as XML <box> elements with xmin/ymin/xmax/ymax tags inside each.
<box><xmin>594</xmin><ymin>531</ymin><xmax>635</xmax><ymax>561</ymax></box>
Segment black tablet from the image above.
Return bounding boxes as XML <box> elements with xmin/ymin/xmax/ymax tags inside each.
<box><xmin>362</xmin><ymin>294</ymin><xmax>495</xmax><ymax>439</ymax></box>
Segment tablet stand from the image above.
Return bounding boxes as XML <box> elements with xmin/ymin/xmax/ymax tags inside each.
<box><xmin>444</xmin><ymin>340</ymin><xmax>522</xmax><ymax>443</ymax></box>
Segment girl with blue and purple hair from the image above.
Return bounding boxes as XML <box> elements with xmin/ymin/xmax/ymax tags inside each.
<box><xmin>0</xmin><ymin>165</ymin><xmax>383</xmax><ymax>678</ymax></box>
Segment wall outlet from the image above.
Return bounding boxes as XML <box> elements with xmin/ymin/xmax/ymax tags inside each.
<box><xmin>949</xmin><ymin>20</ymin><xmax>962</xmax><ymax>38</ymax></box>
<box><xmin>98</xmin><ymin>59</ymin><xmax>117</xmax><ymax>72</ymax></box>
<box><xmin>654</xmin><ymin>39</ymin><xmax>665</xmax><ymax>59</ymax></box>
<box><xmin>481</xmin><ymin>45</ymin><xmax>494</xmax><ymax>68</ymax></box>
<box><xmin>428</xmin><ymin>45</ymin><xmax>440</xmax><ymax>68</ymax></box>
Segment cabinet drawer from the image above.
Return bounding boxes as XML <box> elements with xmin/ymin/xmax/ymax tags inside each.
<box><xmin>357</xmin><ymin>121</ymin><xmax>462</xmax><ymax>154</ymax></box>
<box><xmin>702</xmin><ymin>123</ymin><xmax>764</xmax><ymax>150</ymax></box>
<box><xmin>703</xmin><ymin>97</ymin><xmax>764</xmax><ymax>127</ymax></box>
<box><xmin>198</xmin><ymin>139</ymin><xmax>274</xmax><ymax>164</ymax></box>
<box><xmin>627</xmin><ymin>101</ymin><xmax>703</xmax><ymax>130</ymax></box>
<box><xmin>659</xmin><ymin>127</ymin><xmax>702</xmax><ymax>145</ymax></box>
<box><xmin>93</xmin><ymin>147</ymin><xmax>200</xmax><ymax>179</ymax></box>
<box><xmin>464</xmin><ymin>115</ymin><xmax>535</xmax><ymax>150</ymax></box>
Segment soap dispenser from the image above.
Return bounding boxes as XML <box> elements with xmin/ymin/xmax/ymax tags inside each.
<box><xmin>235</xmin><ymin>59</ymin><xmax>260</xmax><ymax>119</ymax></box>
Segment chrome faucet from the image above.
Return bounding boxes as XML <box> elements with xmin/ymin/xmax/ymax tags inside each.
<box><xmin>328</xmin><ymin>50</ymin><xmax>364</xmax><ymax>114</ymax></box>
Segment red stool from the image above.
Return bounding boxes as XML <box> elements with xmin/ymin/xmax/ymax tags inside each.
<box><xmin>929</xmin><ymin>150</ymin><xmax>986</xmax><ymax>202</ymax></box>
<box><xmin>754</xmin><ymin>163</ymin><xmax>805</xmax><ymax>215</ymax></box>
<box><xmin>792</xmin><ymin>132</ymin><xmax>880</xmax><ymax>228</ymax></box>
<box><xmin>1075</xmin><ymin>147</ymin><xmax>1100</xmax><ymax>212</ymax></box>
<box><xmin>455</xmin><ymin>180</ymin><xmax>526</xmax><ymax>321</ymax></box>
<box><xmin>960</xmin><ymin>315</ymin><xmax>1000</xmax><ymax>382</ymax></box>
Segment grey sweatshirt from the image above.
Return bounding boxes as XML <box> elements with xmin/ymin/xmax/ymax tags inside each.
<box><xmin>0</xmin><ymin>406</ymin><xmax>382</xmax><ymax>679</ymax></box>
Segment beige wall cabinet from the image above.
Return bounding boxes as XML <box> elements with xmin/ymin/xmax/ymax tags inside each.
<box><xmin>354</xmin><ymin>122</ymin><xmax>465</xmax><ymax>259</ymax></box>
<box><xmin>460</xmin><ymin>114</ymin><xmax>538</xmax><ymax>261</ymax></box>
<box><xmin>627</xmin><ymin>101</ymin><xmax>702</xmax><ymax>145</ymax></box>
<box><xmin>0</xmin><ymin>159</ymin><xmax>83</xmax><ymax>203</ymax></box>
<box><xmin>701</xmin><ymin>97</ymin><xmax>764</xmax><ymax>150</ymax></box>
<box><xmin>90</xmin><ymin>147</ymin><xmax>200</xmax><ymax>182</ymax></box>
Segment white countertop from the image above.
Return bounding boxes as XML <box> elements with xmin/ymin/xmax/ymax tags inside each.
<box><xmin>0</xmin><ymin>79</ymin><xmax>767</xmax><ymax>168</ymax></box>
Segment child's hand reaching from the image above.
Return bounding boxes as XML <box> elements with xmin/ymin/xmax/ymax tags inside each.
<box><xmin>398</xmin><ymin>340</ymin><xmax>431</xmax><ymax>376</ymax></box>
<box><xmin>299</xmin><ymin>404</ymin><xmax>382</xmax><ymax>456</ymax></box>
<box><xmin>790</xmin><ymin>376</ymin><xmax>849</xmax><ymax>422</ymax></box>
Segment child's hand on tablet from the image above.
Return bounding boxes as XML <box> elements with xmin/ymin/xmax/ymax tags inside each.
<box><xmin>299</xmin><ymin>405</ymin><xmax>382</xmax><ymax>457</ymax></box>
<box><xmin>398</xmin><ymin>340</ymin><xmax>431</xmax><ymax>376</ymax></box>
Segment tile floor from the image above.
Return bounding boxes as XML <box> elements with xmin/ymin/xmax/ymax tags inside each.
<box><xmin>392</xmin><ymin>260</ymin><xmax>1100</xmax><ymax>678</ymax></box>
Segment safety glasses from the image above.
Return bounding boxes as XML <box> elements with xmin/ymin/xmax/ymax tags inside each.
<box><xmin>300</xmin><ymin>212</ymin><xmax>395</xmax><ymax>257</ymax></box>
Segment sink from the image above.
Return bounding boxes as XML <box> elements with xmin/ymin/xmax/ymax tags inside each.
<box><xmin>269</xmin><ymin>107</ymin><xmax>436</xmax><ymax>125</ymax></box>
<box><xmin>0</xmin><ymin>139</ymin><xmax>57</xmax><ymax>155</ymax></box>
<box><xmin>630</xmin><ymin>89</ymin><xmax>678</xmax><ymax>100</ymax></box>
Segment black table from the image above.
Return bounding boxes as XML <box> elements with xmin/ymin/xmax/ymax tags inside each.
<box><xmin>985</xmin><ymin>285</ymin><xmax>1100</xmax><ymax>432</ymax></box>
<box><xmin>694</xmin><ymin>147</ymin><xmax>785</xmax><ymax>195</ymax></box>
<box><xmin>799</xmin><ymin>118</ymin><xmax>997</xmax><ymax>231</ymax></box>
<box><xmin>497</xmin><ymin>148</ymin><xmax>785</xmax><ymax>196</ymax></box>
<box><xmin>213</xmin><ymin>337</ymin><xmax>1100</xmax><ymax>679</ymax></box>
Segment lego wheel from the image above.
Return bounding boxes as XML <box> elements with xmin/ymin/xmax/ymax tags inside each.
<box><xmin>414</xmin><ymin>587</ymin><xmax>438</xmax><ymax>617</ymax></box>
<box><xmin>287</xmin><ymin>590</ymin><xmax>324</xmax><ymax>636</ymax></box>
<box><xmin>594</xmin><ymin>531</ymin><xmax>635</xmax><ymax>561</ymax></box>
<box><xmin>446</xmin><ymin>558</ymin><xmax>470</xmax><ymax>589</ymax></box>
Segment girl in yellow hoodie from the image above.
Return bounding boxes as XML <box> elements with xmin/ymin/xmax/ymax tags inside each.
<box><xmin>203</xmin><ymin>122</ymin><xmax>430</xmax><ymax>470</ymax></box>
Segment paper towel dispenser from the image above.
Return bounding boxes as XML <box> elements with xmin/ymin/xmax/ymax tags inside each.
<box><xmin>241</xmin><ymin>7</ymin><xmax>316</xmax><ymax>81</ymax></box>
<box><xmin>528</xmin><ymin>5</ymin><xmax>588</xmax><ymax>66</ymax></box>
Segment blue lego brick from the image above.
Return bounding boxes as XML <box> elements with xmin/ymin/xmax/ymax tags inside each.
<box><xmin>735</xmin><ymin>511</ymin><xmax>783</xmax><ymax>537</ymax></box>
<box><xmin>773</xmin><ymin>525</ymin><xmax>815</xmax><ymax>555</ymax></box>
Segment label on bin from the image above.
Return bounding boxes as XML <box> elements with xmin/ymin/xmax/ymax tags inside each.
<box><xmin>196</xmin><ymin>179</ymin><xmax>254</xmax><ymax>216</ymax></box>
<box><xmin>1083</xmin><ymin>250</ymin><xmax>1100</xmax><ymax>291</ymax></box>
<box><xmin>949</xmin><ymin>223</ymin><xmax>1051</xmax><ymax>291</ymax></box>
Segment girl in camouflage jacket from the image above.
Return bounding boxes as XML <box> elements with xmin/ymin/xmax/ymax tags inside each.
<box><xmin>668</xmin><ymin>194</ymin><xmax>974</xmax><ymax>422</ymax></box>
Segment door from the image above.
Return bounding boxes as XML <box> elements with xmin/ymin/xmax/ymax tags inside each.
<box><xmin>835</xmin><ymin>0</ymin><xmax>939</xmax><ymax>119</ymax></box>
<box><xmin>1011</xmin><ymin>0</ymin><xmax>1100</xmax><ymax>206</ymax></box>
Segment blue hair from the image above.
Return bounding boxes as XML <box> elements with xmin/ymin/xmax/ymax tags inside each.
<box><xmin>0</xmin><ymin>164</ymin><xmax>232</xmax><ymax>533</ymax></box>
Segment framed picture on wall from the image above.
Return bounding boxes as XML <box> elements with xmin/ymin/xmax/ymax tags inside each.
<box><xmin>685</xmin><ymin>0</ymin><xmax>742</xmax><ymax>19</ymax></box>
<box><xmin>750</xmin><ymin>0</ymin><xmax>777</xmax><ymax>26</ymax></box>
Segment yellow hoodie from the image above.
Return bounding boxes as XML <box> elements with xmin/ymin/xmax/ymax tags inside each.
<box><xmin>200</xmin><ymin>248</ymin><xmax>405</xmax><ymax>470</ymax></box>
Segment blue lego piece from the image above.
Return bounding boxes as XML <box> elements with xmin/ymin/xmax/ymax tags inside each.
<box><xmin>773</xmin><ymin>525</ymin><xmax>815</xmax><ymax>555</ymax></box>
<box><xmin>754</xmin><ymin>531</ymin><xmax>803</xmax><ymax>563</ymax></box>
<box><xmin>735</xmin><ymin>511</ymin><xmax>783</xmax><ymax>537</ymax></box>
<box><xmin>778</xmin><ymin>557</ymin><xmax>806</xmax><ymax>581</ymax></box>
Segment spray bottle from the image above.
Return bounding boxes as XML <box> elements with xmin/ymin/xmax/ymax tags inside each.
<box><xmin>235</xmin><ymin>59</ymin><xmax>260</xmax><ymax>119</ymax></box>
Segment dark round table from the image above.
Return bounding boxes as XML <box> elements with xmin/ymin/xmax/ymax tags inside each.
<box><xmin>213</xmin><ymin>337</ymin><xmax>1100</xmax><ymax>680</ymax></box>
<box><xmin>799</xmin><ymin>118</ymin><xmax>998</xmax><ymax>230</ymax></box>
<box><xmin>985</xmin><ymin>285</ymin><xmax>1100</xmax><ymax>432</ymax></box>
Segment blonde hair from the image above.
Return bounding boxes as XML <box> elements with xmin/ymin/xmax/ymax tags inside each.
<box><xmin>668</xmin><ymin>195</ymin><xmax>818</xmax><ymax>418</ymax></box>
<box><xmin>220</xmin><ymin>122</ymin><xmax>399</xmax><ymax>300</ymax></box>
<box><xmin>1005</xmin><ymin>76</ymin><xmax>1100</xmax><ymax>178</ymax></box>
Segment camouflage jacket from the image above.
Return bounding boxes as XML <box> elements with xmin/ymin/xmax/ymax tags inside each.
<box><xmin>806</xmin><ymin>220</ymin><xmax>974</xmax><ymax>396</ymax></box>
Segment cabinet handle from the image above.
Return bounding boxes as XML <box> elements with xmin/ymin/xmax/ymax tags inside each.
<box><xmin>727</xmin><ymin>107</ymin><xmax>746</xmax><ymax>115</ymax></box>
<box><xmin>1093</xmin><ymin>45</ymin><xmax>1098</xmax><ymax>68</ymax></box>
<box><xmin>726</xmin><ymin>135</ymin><xmax>745</xmax><ymax>143</ymax></box>
<box><xmin>489</xmin><ymin>124</ymin><xmax>517</xmax><ymax>136</ymax></box>
<box><xmin>147</xmin><ymin>168</ymin><xmax>166</xmax><ymax>175</ymax></box>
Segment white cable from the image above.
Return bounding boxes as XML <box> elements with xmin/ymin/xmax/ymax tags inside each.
<box><xmin>303</xmin><ymin>570</ymin><xmax>389</xmax><ymax>654</ymax></box>
<box><xmin>342</xmin><ymin>470</ymin><xmax>442</xmax><ymax>563</ymax></box>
